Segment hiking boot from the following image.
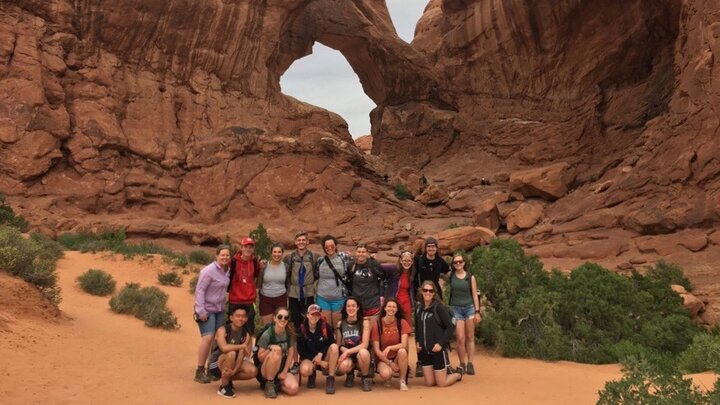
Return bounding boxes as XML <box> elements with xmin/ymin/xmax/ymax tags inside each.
<box><xmin>326</xmin><ymin>376</ymin><xmax>336</xmax><ymax>394</ymax></box>
<box><xmin>289</xmin><ymin>362</ymin><xmax>300</xmax><ymax>375</ymax></box>
<box><xmin>344</xmin><ymin>374</ymin><xmax>354</xmax><ymax>388</ymax></box>
<box><xmin>361</xmin><ymin>376</ymin><xmax>373</xmax><ymax>392</ymax></box>
<box><xmin>307</xmin><ymin>371</ymin><xmax>317</xmax><ymax>389</ymax></box>
<box><xmin>194</xmin><ymin>367</ymin><xmax>211</xmax><ymax>384</ymax></box>
<box><xmin>383</xmin><ymin>380</ymin><xmax>392</xmax><ymax>388</ymax></box>
<box><xmin>399</xmin><ymin>380</ymin><xmax>408</xmax><ymax>391</ymax></box>
<box><xmin>456</xmin><ymin>363</ymin><xmax>466</xmax><ymax>375</ymax></box>
<box><xmin>264</xmin><ymin>381</ymin><xmax>278</xmax><ymax>399</ymax></box>
<box><xmin>217</xmin><ymin>384</ymin><xmax>235</xmax><ymax>399</ymax></box>
<box><xmin>466</xmin><ymin>362</ymin><xmax>475</xmax><ymax>375</ymax></box>
<box><xmin>414</xmin><ymin>363</ymin><xmax>423</xmax><ymax>378</ymax></box>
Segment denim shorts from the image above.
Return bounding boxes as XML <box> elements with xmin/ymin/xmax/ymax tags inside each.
<box><xmin>451</xmin><ymin>304</ymin><xmax>476</xmax><ymax>321</ymax></box>
<box><xmin>316</xmin><ymin>295</ymin><xmax>345</xmax><ymax>312</ymax></box>
<box><xmin>197</xmin><ymin>311</ymin><xmax>224</xmax><ymax>336</ymax></box>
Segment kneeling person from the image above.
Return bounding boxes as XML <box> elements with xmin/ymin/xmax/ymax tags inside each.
<box><xmin>298</xmin><ymin>304</ymin><xmax>339</xmax><ymax>394</ymax></box>
<box><xmin>210</xmin><ymin>307</ymin><xmax>258</xmax><ymax>398</ymax></box>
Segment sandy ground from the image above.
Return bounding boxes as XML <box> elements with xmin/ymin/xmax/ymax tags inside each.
<box><xmin>0</xmin><ymin>251</ymin><xmax>716</xmax><ymax>404</ymax></box>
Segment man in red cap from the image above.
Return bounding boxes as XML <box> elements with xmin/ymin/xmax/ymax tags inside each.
<box><xmin>228</xmin><ymin>237</ymin><xmax>263</xmax><ymax>335</ymax></box>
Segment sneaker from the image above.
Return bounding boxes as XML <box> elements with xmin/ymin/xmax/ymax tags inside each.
<box><xmin>361</xmin><ymin>376</ymin><xmax>373</xmax><ymax>392</ymax></box>
<box><xmin>289</xmin><ymin>362</ymin><xmax>300</xmax><ymax>375</ymax></box>
<box><xmin>466</xmin><ymin>362</ymin><xmax>475</xmax><ymax>375</ymax></box>
<box><xmin>383</xmin><ymin>380</ymin><xmax>392</xmax><ymax>388</ymax></box>
<box><xmin>264</xmin><ymin>382</ymin><xmax>278</xmax><ymax>399</ymax></box>
<box><xmin>326</xmin><ymin>376</ymin><xmax>336</xmax><ymax>394</ymax></box>
<box><xmin>217</xmin><ymin>384</ymin><xmax>235</xmax><ymax>399</ymax></box>
<box><xmin>194</xmin><ymin>367</ymin><xmax>211</xmax><ymax>384</ymax></box>
<box><xmin>344</xmin><ymin>374</ymin><xmax>354</xmax><ymax>388</ymax></box>
<box><xmin>456</xmin><ymin>364</ymin><xmax>465</xmax><ymax>375</ymax></box>
<box><xmin>399</xmin><ymin>380</ymin><xmax>408</xmax><ymax>391</ymax></box>
<box><xmin>307</xmin><ymin>371</ymin><xmax>317</xmax><ymax>389</ymax></box>
<box><xmin>414</xmin><ymin>363</ymin><xmax>423</xmax><ymax>378</ymax></box>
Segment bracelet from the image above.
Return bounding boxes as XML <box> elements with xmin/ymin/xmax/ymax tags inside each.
<box><xmin>475</xmin><ymin>310</ymin><xmax>480</xmax><ymax>314</ymax></box>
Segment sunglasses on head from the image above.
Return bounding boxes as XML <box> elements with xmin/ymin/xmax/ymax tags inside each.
<box><xmin>276</xmin><ymin>314</ymin><xmax>290</xmax><ymax>320</ymax></box>
<box><xmin>422</xmin><ymin>288</ymin><xmax>435</xmax><ymax>293</ymax></box>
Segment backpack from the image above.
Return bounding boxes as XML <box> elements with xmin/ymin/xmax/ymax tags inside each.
<box><xmin>345</xmin><ymin>258</ymin><xmax>385</xmax><ymax>297</ymax></box>
<box><xmin>300</xmin><ymin>318</ymin><xmax>330</xmax><ymax>341</ymax></box>
<box><xmin>449</xmin><ymin>272</ymin><xmax>476</xmax><ymax>304</ymax></box>
<box><xmin>318</xmin><ymin>254</ymin><xmax>349</xmax><ymax>295</ymax></box>
<box><xmin>285</xmin><ymin>251</ymin><xmax>318</xmax><ymax>291</ymax></box>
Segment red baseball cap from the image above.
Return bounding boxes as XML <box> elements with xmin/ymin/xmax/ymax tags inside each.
<box><xmin>241</xmin><ymin>237</ymin><xmax>255</xmax><ymax>246</ymax></box>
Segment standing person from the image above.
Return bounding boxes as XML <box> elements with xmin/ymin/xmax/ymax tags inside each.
<box><xmin>371</xmin><ymin>298</ymin><xmax>411</xmax><ymax>391</ymax></box>
<box><xmin>254</xmin><ymin>307</ymin><xmax>300</xmax><ymax>399</ymax></box>
<box><xmin>415</xmin><ymin>281</ymin><xmax>462</xmax><ymax>388</ymax></box>
<box><xmin>413</xmin><ymin>237</ymin><xmax>450</xmax><ymax>377</ymax></box>
<box><xmin>346</xmin><ymin>244</ymin><xmax>386</xmax><ymax>323</ymax></box>
<box><xmin>298</xmin><ymin>304</ymin><xmax>340</xmax><ymax>394</ymax></box>
<box><xmin>209</xmin><ymin>307</ymin><xmax>258</xmax><ymax>398</ymax></box>
<box><xmin>381</xmin><ymin>251</ymin><xmax>415</xmax><ymax>318</ymax></box>
<box><xmin>336</xmin><ymin>297</ymin><xmax>373</xmax><ymax>391</ymax></box>
<box><xmin>316</xmin><ymin>235</ymin><xmax>348</xmax><ymax>328</ymax></box>
<box><xmin>283</xmin><ymin>231</ymin><xmax>318</xmax><ymax>331</ymax></box>
<box><xmin>449</xmin><ymin>254</ymin><xmax>481</xmax><ymax>375</ymax></box>
<box><xmin>259</xmin><ymin>243</ymin><xmax>288</xmax><ymax>326</ymax></box>
<box><xmin>228</xmin><ymin>237</ymin><xmax>262</xmax><ymax>335</ymax></box>
<box><xmin>194</xmin><ymin>245</ymin><xmax>232</xmax><ymax>384</ymax></box>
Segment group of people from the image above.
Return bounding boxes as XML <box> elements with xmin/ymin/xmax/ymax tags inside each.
<box><xmin>193</xmin><ymin>232</ymin><xmax>481</xmax><ymax>399</ymax></box>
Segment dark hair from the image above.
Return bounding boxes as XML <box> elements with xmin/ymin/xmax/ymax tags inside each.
<box><xmin>380</xmin><ymin>297</ymin><xmax>405</xmax><ymax>320</ymax></box>
<box><xmin>216</xmin><ymin>244</ymin><xmax>231</xmax><ymax>255</ymax></box>
<box><xmin>340</xmin><ymin>296</ymin><xmax>364</xmax><ymax>337</ymax></box>
<box><xmin>355</xmin><ymin>243</ymin><xmax>368</xmax><ymax>251</ymax></box>
<box><xmin>321</xmin><ymin>235</ymin><xmax>338</xmax><ymax>254</ymax></box>
<box><xmin>230</xmin><ymin>306</ymin><xmax>248</xmax><ymax>317</ymax></box>
<box><xmin>270</xmin><ymin>242</ymin><xmax>285</xmax><ymax>252</ymax></box>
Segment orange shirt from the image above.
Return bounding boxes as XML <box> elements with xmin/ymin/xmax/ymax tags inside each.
<box><xmin>371</xmin><ymin>317</ymin><xmax>412</xmax><ymax>359</ymax></box>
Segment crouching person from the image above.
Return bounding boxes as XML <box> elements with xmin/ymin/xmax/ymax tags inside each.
<box><xmin>298</xmin><ymin>304</ymin><xmax>339</xmax><ymax>394</ymax></box>
<box><xmin>336</xmin><ymin>297</ymin><xmax>373</xmax><ymax>391</ymax></box>
<box><xmin>371</xmin><ymin>298</ymin><xmax>411</xmax><ymax>391</ymax></box>
<box><xmin>254</xmin><ymin>307</ymin><xmax>300</xmax><ymax>399</ymax></box>
<box><xmin>209</xmin><ymin>307</ymin><xmax>258</xmax><ymax>398</ymax></box>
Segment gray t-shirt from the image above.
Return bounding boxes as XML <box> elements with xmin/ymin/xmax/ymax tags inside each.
<box><xmin>260</xmin><ymin>262</ymin><xmax>287</xmax><ymax>298</ymax></box>
<box><xmin>317</xmin><ymin>255</ymin><xmax>346</xmax><ymax>300</ymax></box>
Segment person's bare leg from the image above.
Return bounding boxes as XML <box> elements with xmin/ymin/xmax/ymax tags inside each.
<box><xmin>434</xmin><ymin>368</ymin><xmax>461</xmax><ymax>387</ymax></box>
<box><xmin>397</xmin><ymin>348</ymin><xmax>408</xmax><ymax>382</ymax></box>
<box><xmin>465</xmin><ymin>317</ymin><xmax>476</xmax><ymax>369</ymax></box>
<box><xmin>234</xmin><ymin>359</ymin><xmax>258</xmax><ymax>381</ymax></box>
<box><xmin>197</xmin><ymin>334</ymin><xmax>213</xmax><ymax>368</ymax></box>
<box><xmin>331</xmin><ymin>311</ymin><xmax>342</xmax><ymax>330</ymax></box>
<box><xmin>281</xmin><ymin>373</ymin><xmax>299</xmax><ymax>395</ymax></box>
<box><xmin>422</xmin><ymin>366</ymin><xmax>436</xmax><ymax>386</ymax></box>
<box><xmin>327</xmin><ymin>344</ymin><xmax>339</xmax><ymax>373</ymax></box>
<box><xmin>377</xmin><ymin>361</ymin><xmax>392</xmax><ymax>381</ymax></box>
<box><xmin>261</xmin><ymin>350</ymin><xmax>282</xmax><ymax>381</ymax></box>
<box><xmin>299</xmin><ymin>359</ymin><xmax>315</xmax><ymax>378</ymax></box>
<box><xmin>455</xmin><ymin>319</ymin><xmax>467</xmax><ymax>367</ymax></box>
<box><xmin>218</xmin><ymin>351</ymin><xmax>237</xmax><ymax>386</ymax></box>
<box><xmin>357</xmin><ymin>349</ymin><xmax>371</xmax><ymax>374</ymax></box>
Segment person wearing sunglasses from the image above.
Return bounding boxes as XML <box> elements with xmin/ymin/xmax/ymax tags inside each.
<box><xmin>449</xmin><ymin>254</ymin><xmax>481</xmax><ymax>375</ymax></box>
<box><xmin>335</xmin><ymin>297</ymin><xmax>373</xmax><ymax>391</ymax></box>
<box><xmin>254</xmin><ymin>308</ymin><xmax>299</xmax><ymax>399</ymax></box>
<box><xmin>297</xmin><ymin>304</ymin><xmax>339</xmax><ymax>394</ymax></box>
<box><xmin>415</xmin><ymin>281</ymin><xmax>462</xmax><ymax>387</ymax></box>
<box><xmin>209</xmin><ymin>307</ymin><xmax>258</xmax><ymax>398</ymax></box>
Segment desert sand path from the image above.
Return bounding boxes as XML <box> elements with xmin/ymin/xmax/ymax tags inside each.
<box><xmin>0</xmin><ymin>251</ymin><xmax>712</xmax><ymax>404</ymax></box>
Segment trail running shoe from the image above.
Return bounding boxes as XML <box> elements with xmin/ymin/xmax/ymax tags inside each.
<box><xmin>217</xmin><ymin>384</ymin><xmax>235</xmax><ymax>399</ymax></box>
<box><xmin>466</xmin><ymin>362</ymin><xmax>475</xmax><ymax>375</ymax></box>
<box><xmin>307</xmin><ymin>371</ymin><xmax>317</xmax><ymax>389</ymax></box>
<box><xmin>194</xmin><ymin>367</ymin><xmax>211</xmax><ymax>384</ymax></box>
<box><xmin>289</xmin><ymin>362</ymin><xmax>300</xmax><ymax>375</ymax></box>
<box><xmin>264</xmin><ymin>381</ymin><xmax>278</xmax><ymax>399</ymax></box>
<box><xmin>399</xmin><ymin>380</ymin><xmax>408</xmax><ymax>391</ymax></box>
<box><xmin>344</xmin><ymin>374</ymin><xmax>354</xmax><ymax>388</ymax></box>
<box><xmin>326</xmin><ymin>376</ymin><xmax>336</xmax><ymax>394</ymax></box>
<box><xmin>361</xmin><ymin>376</ymin><xmax>373</xmax><ymax>392</ymax></box>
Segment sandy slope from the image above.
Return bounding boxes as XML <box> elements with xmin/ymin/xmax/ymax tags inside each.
<box><xmin>0</xmin><ymin>251</ymin><xmax>714</xmax><ymax>404</ymax></box>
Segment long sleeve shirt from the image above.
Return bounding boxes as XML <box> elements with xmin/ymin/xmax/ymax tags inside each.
<box><xmin>194</xmin><ymin>261</ymin><xmax>229</xmax><ymax>317</ymax></box>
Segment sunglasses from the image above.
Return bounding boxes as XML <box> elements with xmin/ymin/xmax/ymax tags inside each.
<box><xmin>276</xmin><ymin>314</ymin><xmax>290</xmax><ymax>320</ymax></box>
<box><xmin>422</xmin><ymin>288</ymin><xmax>435</xmax><ymax>293</ymax></box>
<box><xmin>452</xmin><ymin>260</ymin><xmax>464</xmax><ymax>264</ymax></box>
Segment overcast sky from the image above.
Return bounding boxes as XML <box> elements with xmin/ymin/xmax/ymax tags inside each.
<box><xmin>280</xmin><ymin>1</ymin><xmax>429</xmax><ymax>138</ymax></box>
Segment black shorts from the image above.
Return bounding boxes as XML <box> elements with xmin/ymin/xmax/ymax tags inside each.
<box><xmin>418</xmin><ymin>349</ymin><xmax>449</xmax><ymax>371</ymax></box>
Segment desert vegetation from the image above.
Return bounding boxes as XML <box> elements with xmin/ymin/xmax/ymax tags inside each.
<box><xmin>77</xmin><ymin>269</ymin><xmax>116</xmax><ymax>296</ymax></box>
<box><xmin>109</xmin><ymin>283</ymin><xmax>179</xmax><ymax>330</ymax></box>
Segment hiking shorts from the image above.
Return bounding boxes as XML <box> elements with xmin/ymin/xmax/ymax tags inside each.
<box><xmin>316</xmin><ymin>295</ymin><xmax>345</xmax><ymax>312</ymax></box>
<box><xmin>198</xmin><ymin>311</ymin><xmax>224</xmax><ymax>337</ymax></box>
<box><xmin>452</xmin><ymin>304</ymin><xmax>476</xmax><ymax>321</ymax></box>
<box><xmin>418</xmin><ymin>349</ymin><xmax>450</xmax><ymax>371</ymax></box>
<box><xmin>259</xmin><ymin>293</ymin><xmax>288</xmax><ymax>317</ymax></box>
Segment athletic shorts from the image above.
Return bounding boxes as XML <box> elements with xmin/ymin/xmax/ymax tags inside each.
<box><xmin>259</xmin><ymin>293</ymin><xmax>288</xmax><ymax>316</ymax></box>
<box><xmin>316</xmin><ymin>295</ymin><xmax>345</xmax><ymax>312</ymax></box>
<box><xmin>452</xmin><ymin>304</ymin><xmax>476</xmax><ymax>321</ymax></box>
<box><xmin>418</xmin><ymin>349</ymin><xmax>450</xmax><ymax>371</ymax></box>
<box><xmin>198</xmin><ymin>311</ymin><xmax>224</xmax><ymax>337</ymax></box>
<box><xmin>363</xmin><ymin>306</ymin><xmax>380</xmax><ymax>317</ymax></box>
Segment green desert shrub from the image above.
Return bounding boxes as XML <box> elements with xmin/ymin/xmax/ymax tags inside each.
<box><xmin>188</xmin><ymin>274</ymin><xmax>199</xmax><ymax>294</ymax></box>
<box><xmin>598</xmin><ymin>357</ymin><xmax>717</xmax><ymax>404</ymax></box>
<box><xmin>188</xmin><ymin>250</ymin><xmax>213</xmax><ymax>265</ymax></box>
<box><xmin>0</xmin><ymin>225</ymin><xmax>61</xmax><ymax>305</ymax></box>
<box><xmin>58</xmin><ymin>230</ymin><xmax>179</xmax><ymax>260</ymax></box>
<box><xmin>77</xmin><ymin>269</ymin><xmax>116</xmax><ymax>296</ymax></box>
<box><xmin>678</xmin><ymin>330</ymin><xmax>720</xmax><ymax>373</ymax></box>
<box><xmin>249</xmin><ymin>224</ymin><xmax>273</xmax><ymax>260</ymax></box>
<box><xmin>471</xmin><ymin>239</ymin><xmax>699</xmax><ymax>364</ymax></box>
<box><xmin>157</xmin><ymin>271</ymin><xmax>182</xmax><ymax>287</ymax></box>
<box><xmin>109</xmin><ymin>283</ymin><xmax>179</xmax><ymax>330</ymax></box>
<box><xmin>645</xmin><ymin>260</ymin><xmax>693</xmax><ymax>292</ymax></box>
<box><xmin>0</xmin><ymin>193</ymin><xmax>29</xmax><ymax>231</ymax></box>
<box><xmin>393</xmin><ymin>182</ymin><xmax>413</xmax><ymax>201</ymax></box>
